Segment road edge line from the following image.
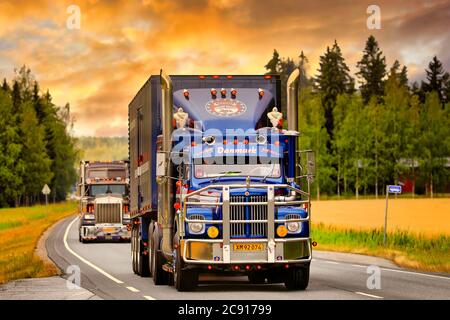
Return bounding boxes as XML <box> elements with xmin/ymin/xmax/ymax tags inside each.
<box><xmin>63</xmin><ymin>217</ymin><xmax>124</xmax><ymax>284</ymax></box>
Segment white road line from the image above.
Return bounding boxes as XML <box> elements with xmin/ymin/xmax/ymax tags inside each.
<box><xmin>351</xmin><ymin>264</ymin><xmax>365</xmax><ymax>268</ymax></box>
<box><xmin>380</xmin><ymin>267</ymin><xmax>450</xmax><ymax>281</ymax></box>
<box><xmin>355</xmin><ymin>291</ymin><xmax>383</xmax><ymax>299</ymax></box>
<box><xmin>63</xmin><ymin>217</ymin><xmax>124</xmax><ymax>284</ymax></box>
<box><xmin>63</xmin><ymin>217</ymin><xmax>157</xmax><ymax>300</ymax></box>
<box><xmin>324</xmin><ymin>260</ymin><xmax>339</xmax><ymax>265</ymax></box>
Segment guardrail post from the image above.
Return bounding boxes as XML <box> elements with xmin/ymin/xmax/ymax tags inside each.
<box><xmin>222</xmin><ymin>186</ymin><xmax>230</xmax><ymax>263</ymax></box>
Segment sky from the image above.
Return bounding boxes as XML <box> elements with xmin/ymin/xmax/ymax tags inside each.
<box><xmin>0</xmin><ymin>0</ymin><xmax>449</xmax><ymax>136</ymax></box>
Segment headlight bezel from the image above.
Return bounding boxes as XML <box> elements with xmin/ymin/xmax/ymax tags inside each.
<box><xmin>187</xmin><ymin>214</ymin><xmax>206</xmax><ymax>234</ymax></box>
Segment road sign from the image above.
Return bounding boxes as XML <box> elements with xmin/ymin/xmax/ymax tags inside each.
<box><xmin>387</xmin><ymin>185</ymin><xmax>402</xmax><ymax>194</ymax></box>
<box><xmin>42</xmin><ymin>184</ymin><xmax>51</xmax><ymax>206</ymax></box>
<box><xmin>42</xmin><ymin>184</ymin><xmax>51</xmax><ymax>195</ymax></box>
<box><xmin>384</xmin><ymin>185</ymin><xmax>402</xmax><ymax>245</ymax></box>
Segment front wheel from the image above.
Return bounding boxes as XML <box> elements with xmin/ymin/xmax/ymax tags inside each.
<box><xmin>284</xmin><ymin>266</ymin><xmax>309</xmax><ymax>290</ymax></box>
<box><xmin>174</xmin><ymin>246</ymin><xmax>198</xmax><ymax>292</ymax></box>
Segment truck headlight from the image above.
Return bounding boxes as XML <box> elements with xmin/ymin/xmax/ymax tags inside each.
<box><xmin>84</xmin><ymin>214</ymin><xmax>95</xmax><ymax>220</ymax></box>
<box><xmin>123</xmin><ymin>214</ymin><xmax>131</xmax><ymax>219</ymax></box>
<box><xmin>188</xmin><ymin>214</ymin><xmax>205</xmax><ymax>234</ymax></box>
<box><xmin>286</xmin><ymin>221</ymin><xmax>300</xmax><ymax>233</ymax></box>
<box><xmin>285</xmin><ymin>214</ymin><xmax>302</xmax><ymax>234</ymax></box>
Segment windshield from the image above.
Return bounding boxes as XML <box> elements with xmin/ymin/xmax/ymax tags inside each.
<box><xmin>89</xmin><ymin>184</ymin><xmax>127</xmax><ymax>196</ymax></box>
<box><xmin>194</xmin><ymin>163</ymin><xmax>281</xmax><ymax>178</ymax></box>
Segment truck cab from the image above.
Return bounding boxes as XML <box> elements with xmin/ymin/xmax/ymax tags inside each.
<box><xmin>78</xmin><ymin>160</ymin><xmax>131</xmax><ymax>242</ymax></box>
<box><xmin>129</xmin><ymin>72</ymin><xmax>315</xmax><ymax>291</ymax></box>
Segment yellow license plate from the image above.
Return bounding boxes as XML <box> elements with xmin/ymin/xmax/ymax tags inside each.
<box><xmin>103</xmin><ymin>227</ymin><xmax>116</xmax><ymax>233</ymax></box>
<box><xmin>233</xmin><ymin>243</ymin><xmax>265</xmax><ymax>251</ymax></box>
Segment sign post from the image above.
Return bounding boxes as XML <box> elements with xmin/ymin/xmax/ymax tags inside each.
<box><xmin>384</xmin><ymin>185</ymin><xmax>402</xmax><ymax>245</ymax></box>
<box><xmin>42</xmin><ymin>184</ymin><xmax>51</xmax><ymax>206</ymax></box>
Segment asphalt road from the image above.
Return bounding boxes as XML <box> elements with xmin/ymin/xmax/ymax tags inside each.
<box><xmin>46</xmin><ymin>216</ymin><xmax>450</xmax><ymax>300</ymax></box>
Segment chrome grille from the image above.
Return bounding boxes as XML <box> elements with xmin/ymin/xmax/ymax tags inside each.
<box><xmin>249</xmin><ymin>196</ymin><xmax>267</xmax><ymax>237</ymax></box>
<box><xmin>230</xmin><ymin>196</ymin><xmax>245</xmax><ymax>237</ymax></box>
<box><xmin>96</xmin><ymin>203</ymin><xmax>121</xmax><ymax>223</ymax></box>
<box><xmin>285</xmin><ymin>213</ymin><xmax>301</xmax><ymax>220</ymax></box>
<box><xmin>230</xmin><ymin>195</ymin><xmax>267</xmax><ymax>238</ymax></box>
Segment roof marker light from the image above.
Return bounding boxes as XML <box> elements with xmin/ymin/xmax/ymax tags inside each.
<box><xmin>213</xmin><ymin>75</ymin><xmax>220</xmax><ymax>79</ymax></box>
<box><xmin>231</xmin><ymin>88</ymin><xmax>237</xmax><ymax>99</ymax></box>
<box><xmin>264</xmin><ymin>75</ymin><xmax>272</xmax><ymax>79</ymax></box>
<box><xmin>226</xmin><ymin>75</ymin><xmax>233</xmax><ymax>79</ymax></box>
<box><xmin>211</xmin><ymin>88</ymin><xmax>217</xmax><ymax>99</ymax></box>
<box><xmin>183</xmin><ymin>89</ymin><xmax>189</xmax><ymax>99</ymax></box>
<box><xmin>221</xmin><ymin>88</ymin><xmax>226</xmax><ymax>98</ymax></box>
<box><xmin>198</xmin><ymin>75</ymin><xmax>205</xmax><ymax>79</ymax></box>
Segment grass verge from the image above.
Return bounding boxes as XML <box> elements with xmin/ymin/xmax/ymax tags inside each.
<box><xmin>0</xmin><ymin>202</ymin><xmax>77</xmax><ymax>284</ymax></box>
<box><xmin>312</xmin><ymin>223</ymin><xmax>450</xmax><ymax>273</ymax></box>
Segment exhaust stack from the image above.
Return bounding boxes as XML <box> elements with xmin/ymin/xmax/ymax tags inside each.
<box><xmin>286</xmin><ymin>69</ymin><xmax>300</xmax><ymax>131</ymax></box>
<box><xmin>160</xmin><ymin>70</ymin><xmax>174</xmax><ymax>256</ymax></box>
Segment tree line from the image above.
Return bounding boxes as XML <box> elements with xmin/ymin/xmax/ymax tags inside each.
<box><xmin>0</xmin><ymin>66</ymin><xmax>78</xmax><ymax>207</ymax></box>
<box><xmin>265</xmin><ymin>36</ymin><xmax>450</xmax><ymax>198</ymax></box>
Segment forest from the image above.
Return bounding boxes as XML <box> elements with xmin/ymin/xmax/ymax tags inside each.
<box><xmin>0</xmin><ymin>66</ymin><xmax>78</xmax><ymax>207</ymax></box>
<box><xmin>266</xmin><ymin>35</ymin><xmax>450</xmax><ymax>198</ymax></box>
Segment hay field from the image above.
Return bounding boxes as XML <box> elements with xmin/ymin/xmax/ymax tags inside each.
<box><xmin>0</xmin><ymin>202</ymin><xmax>77</xmax><ymax>284</ymax></box>
<box><xmin>311</xmin><ymin>198</ymin><xmax>450</xmax><ymax>236</ymax></box>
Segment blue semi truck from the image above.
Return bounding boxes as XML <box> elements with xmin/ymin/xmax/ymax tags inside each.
<box><xmin>128</xmin><ymin>71</ymin><xmax>315</xmax><ymax>291</ymax></box>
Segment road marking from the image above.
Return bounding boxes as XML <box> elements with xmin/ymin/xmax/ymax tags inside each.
<box><xmin>126</xmin><ymin>286</ymin><xmax>140</xmax><ymax>292</ymax></box>
<box><xmin>64</xmin><ymin>217</ymin><xmax>124</xmax><ymax>284</ymax></box>
<box><xmin>324</xmin><ymin>260</ymin><xmax>339</xmax><ymax>265</ymax></box>
<box><xmin>355</xmin><ymin>291</ymin><xmax>383</xmax><ymax>299</ymax></box>
<box><xmin>351</xmin><ymin>264</ymin><xmax>365</xmax><ymax>268</ymax></box>
<box><xmin>144</xmin><ymin>295</ymin><xmax>156</xmax><ymax>300</ymax></box>
<box><xmin>380</xmin><ymin>267</ymin><xmax>450</xmax><ymax>281</ymax></box>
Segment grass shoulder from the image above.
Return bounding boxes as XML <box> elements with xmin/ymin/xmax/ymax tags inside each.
<box><xmin>0</xmin><ymin>202</ymin><xmax>77</xmax><ymax>284</ymax></box>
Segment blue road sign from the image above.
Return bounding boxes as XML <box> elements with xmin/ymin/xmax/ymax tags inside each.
<box><xmin>387</xmin><ymin>185</ymin><xmax>402</xmax><ymax>194</ymax></box>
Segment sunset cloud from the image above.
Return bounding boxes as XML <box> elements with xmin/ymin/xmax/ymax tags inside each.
<box><xmin>0</xmin><ymin>0</ymin><xmax>448</xmax><ymax>136</ymax></box>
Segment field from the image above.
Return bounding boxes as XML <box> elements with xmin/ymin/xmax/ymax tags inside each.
<box><xmin>0</xmin><ymin>202</ymin><xmax>77</xmax><ymax>284</ymax></box>
<box><xmin>312</xmin><ymin>198</ymin><xmax>450</xmax><ymax>236</ymax></box>
<box><xmin>311</xmin><ymin>198</ymin><xmax>450</xmax><ymax>272</ymax></box>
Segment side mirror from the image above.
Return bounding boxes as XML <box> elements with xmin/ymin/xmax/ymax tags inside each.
<box><xmin>156</xmin><ymin>152</ymin><xmax>167</xmax><ymax>180</ymax></box>
<box><xmin>298</xmin><ymin>150</ymin><xmax>315</xmax><ymax>180</ymax></box>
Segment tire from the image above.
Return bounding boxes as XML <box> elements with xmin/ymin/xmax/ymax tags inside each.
<box><xmin>248</xmin><ymin>271</ymin><xmax>266</xmax><ymax>284</ymax></box>
<box><xmin>131</xmin><ymin>224</ymin><xmax>137</xmax><ymax>274</ymax></box>
<box><xmin>152</xmin><ymin>234</ymin><xmax>169</xmax><ymax>285</ymax></box>
<box><xmin>174</xmin><ymin>246</ymin><xmax>198</xmax><ymax>292</ymax></box>
<box><xmin>138</xmin><ymin>227</ymin><xmax>150</xmax><ymax>277</ymax></box>
<box><xmin>147</xmin><ymin>221</ymin><xmax>154</xmax><ymax>277</ymax></box>
<box><xmin>284</xmin><ymin>266</ymin><xmax>310</xmax><ymax>290</ymax></box>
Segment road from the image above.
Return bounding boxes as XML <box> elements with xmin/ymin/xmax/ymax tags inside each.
<box><xmin>46</xmin><ymin>216</ymin><xmax>450</xmax><ymax>300</ymax></box>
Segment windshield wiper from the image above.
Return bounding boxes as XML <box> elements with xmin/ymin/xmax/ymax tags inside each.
<box><xmin>211</xmin><ymin>171</ymin><xmax>242</xmax><ymax>184</ymax></box>
<box><xmin>261</xmin><ymin>164</ymin><xmax>276</xmax><ymax>183</ymax></box>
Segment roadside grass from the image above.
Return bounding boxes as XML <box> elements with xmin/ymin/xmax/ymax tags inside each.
<box><xmin>0</xmin><ymin>202</ymin><xmax>77</xmax><ymax>284</ymax></box>
<box><xmin>312</xmin><ymin>223</ymin><xmax>450</xmax><ymax>273</ymax></box>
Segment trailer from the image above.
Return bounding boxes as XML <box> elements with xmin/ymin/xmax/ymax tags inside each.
<box><xmin>77</xmin><ymin>160</ymin><xmax>131</xmax><ymax>242</ymax></box>
<box><xmin>128</xmin><ymin>71</ymin><xmax>315</xmax><ymax>291</ymax></box>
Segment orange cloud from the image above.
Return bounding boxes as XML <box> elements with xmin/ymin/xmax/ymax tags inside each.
<box><xmin>0</xmin><ymin>0</ymin><xmax>448</xmax><ymax>136</ymax></box>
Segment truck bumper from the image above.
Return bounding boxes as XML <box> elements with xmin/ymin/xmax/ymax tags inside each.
<box><xmin>179</xmin><ymin>238</ymin><xmax>311</xmax><ymax>266</ymax></box>
<box><xmin>80</xmin><ymin>224</ymin><xmax>131</xmax><ymax>241</ymax></box>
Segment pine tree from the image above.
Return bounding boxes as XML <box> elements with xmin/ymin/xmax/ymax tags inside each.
<box><xmin>356</xmin><ymin>35</ymin><xmax>387</xmax><ymax>104</ymax></box>
<box><xmin>1</xmin><ymin>78</ymin><xmax>9</xmax><ymax>92</ymax></box>
<box><xmin>18</xmin><ymin>102</ymin><xmax>53</xmax><ymax>205</ymax></box>
<box><xmin>264</xmin><ymin>49</ymin><xmax>281</xmax><ymax>74</ymax></box>
<box><xmin>0</xmin><ymin>90</ymin><xmax>24</xmax><ymax>207</ymax></box>
<box><xmin>298</xmin><ymin>51</ymin><xmax>310</xmax><ymax>89</ymax></box>
<box><xmin>421</xmin><ymin>56</ymin><xmax>449</xmax><ymax>106</ymax></box>
<box><xmin>314</xmin><ymin>40</ymin><xmax>354</xmax><ymax>144</ymax></box>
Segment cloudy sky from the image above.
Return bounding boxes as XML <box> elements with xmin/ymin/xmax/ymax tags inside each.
<box><xmin>0</xmin><ymin>0</ymin><xmax>449</xmax><ymax>136</ymax></box>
